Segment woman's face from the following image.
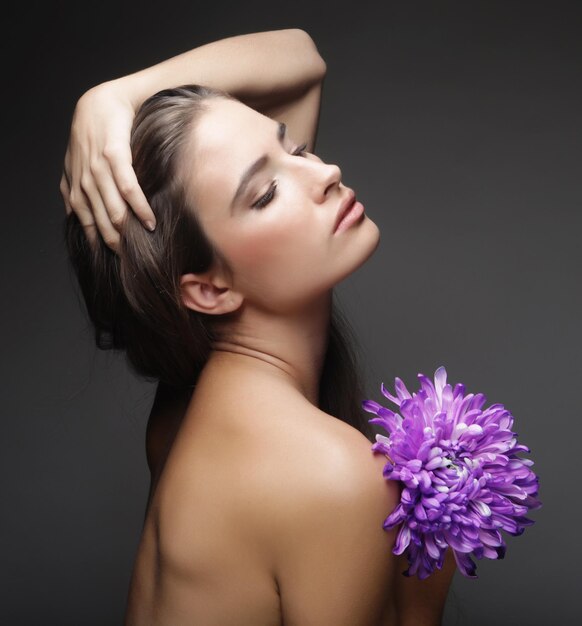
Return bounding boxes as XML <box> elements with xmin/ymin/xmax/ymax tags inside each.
<box><xmin>180</xmin><ymin>97</ymin><xmax>380</xmax><ymax>313</ymax></box>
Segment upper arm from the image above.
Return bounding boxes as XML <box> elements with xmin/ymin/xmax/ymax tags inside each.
<box><xmin>268</xmin><ymin>429</ymin><xmax>401</xmax><ymax>626</ymax></box>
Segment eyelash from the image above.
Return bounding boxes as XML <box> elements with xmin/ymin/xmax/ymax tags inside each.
<box><xmin>252</xmin><ymin>142</ymin><xmax>309</xmax><ymax>209</ymax></box>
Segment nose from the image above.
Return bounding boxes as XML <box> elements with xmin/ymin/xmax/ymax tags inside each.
<box><xmin>315</xmin><ymin>161</ymin><xmax>342</xmax><ymax>203</ymax></box>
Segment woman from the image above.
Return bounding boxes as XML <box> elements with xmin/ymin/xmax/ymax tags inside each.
<box><xmin>61</xmin><ymin>29</ymin><xmax>456</xmax><ymax>625</ymax></box>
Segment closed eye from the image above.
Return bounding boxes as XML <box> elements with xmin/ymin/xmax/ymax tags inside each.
<box><xmin>293</xmin><ymin>142</ymin><xmax>309</xmax><ymax>158</ymax></box>
<box><xmin>251</xmin><ymin>142</ymin><xmax>310</xmax><ymax>209</ymax></box>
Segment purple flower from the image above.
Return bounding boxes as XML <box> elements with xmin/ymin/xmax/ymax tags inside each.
<box><xmin>362</xmin><ymin>366</ymin><xmax>541</xmax><ymax>580</ymax></box>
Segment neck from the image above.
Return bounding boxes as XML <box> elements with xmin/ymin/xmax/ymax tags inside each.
<box><xmin>208</xmin><ymin>290</ymin><xmax>333</xmax><ymax>407</ymax></box>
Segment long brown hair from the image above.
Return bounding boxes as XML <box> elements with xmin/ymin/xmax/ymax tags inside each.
<box><xmin>63</xmin><ymin>84</ymin><xmax>373</xmax><ymax>440</ymax></box>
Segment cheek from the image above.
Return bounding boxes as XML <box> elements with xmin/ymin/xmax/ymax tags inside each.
<box><xmin>228</xmin><ymin>212</ymin><xmax>328</xmax><ymax>285</ymax></box>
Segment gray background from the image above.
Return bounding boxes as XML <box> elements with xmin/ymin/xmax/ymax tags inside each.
<box><xmin>2</xmin><ymin>0</ymin><xmax>579</xmax><ymax>623</ymax></box>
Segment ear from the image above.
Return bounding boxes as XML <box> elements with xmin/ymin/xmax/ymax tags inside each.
<box><xmin>179</xmin><ymin>272</ymin><xmax>243</xmax><ymax>316</ymax></box>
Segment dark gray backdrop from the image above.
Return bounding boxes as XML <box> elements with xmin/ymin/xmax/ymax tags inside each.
<box><xmin>2</xmin><ymin>0</ymin><xmax>579</xmax><ymax>624</ymax></box>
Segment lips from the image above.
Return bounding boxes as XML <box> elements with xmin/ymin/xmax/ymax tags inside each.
<box><xmin>333</xmin><ymin>191</ymin><xmax>356</xmax><ymax>233</ymax></box>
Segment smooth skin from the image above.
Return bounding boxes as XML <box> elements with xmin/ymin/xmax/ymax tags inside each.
<box><xmin>61</xmin><ymin>29</ymin><xmax>456</xmax><ymax>625</ymax></box>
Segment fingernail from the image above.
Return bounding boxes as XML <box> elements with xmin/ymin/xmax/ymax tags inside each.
<box><xmin>145</xmin><ymin>220</ymin><xmax>156</xmax><ymax>231</ymax></box>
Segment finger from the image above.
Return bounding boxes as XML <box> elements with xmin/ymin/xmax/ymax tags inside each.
<box><xmin>68</xmin><ymin>185</ymin><xmax>100</xmax><ymax>251</ymax></box>
<box><xmin>91</xmin><ymin>159</ymin><xmax>132</xmax><ymax>234</ymax></box>
<box><xmin>61</xmin><ymin>149</ymin><xmax>74</xmax><ymax>215</ymax></box>
<box><xmin>79</xmin><ymin>174</ymin><xmax>121</xmax><ymax>253</ymax></box>
<box><xmin>66</xmin><ymin>149</ymin><xmax>102</xmax><ymax>251</ymax></box>
<box><xmin>68</xmin><ymin>181</ymin><xmax>94</xmax><ymax>227</ymax></box>
<box><xmin>106</xmin><ymin>144</ymin><xmax>156</xmax><ymax>230</ymax></box>
<box><xmin>60</xmin><ymin>173</ymin><xmax>73</xmax><ymax>216</ymax></box>
<box><xmin>82</xmin><ymin>221</ymin><xmax>100</xmax><ymax>253</ymax></box>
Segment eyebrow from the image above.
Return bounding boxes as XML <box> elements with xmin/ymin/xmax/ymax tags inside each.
<box><xmin>230</xmin><ymin>121</ymin><xmax>287</xmax><ymax>210</ymax></box>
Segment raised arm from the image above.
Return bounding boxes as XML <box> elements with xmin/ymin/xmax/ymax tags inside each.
<box><xmin>60</xmin><ymin>28</ymin><xmax>326</xmax><ymax>252</ymax></box>
<box><xmin>116</xmin><ymin>28</ymin><xmax>325</xmax><ymax>124</ymax></box>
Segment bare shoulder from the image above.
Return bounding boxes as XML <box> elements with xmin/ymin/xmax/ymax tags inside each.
<box><xmin>242</xmin><ymin>401</ymin><xmax>399</xmax><ymax>527</ymax></box>
<box><xmin>245</xmin><ymin>401</ymin><xmax>400</xmax><ymax>536</ymax></box>
<box><xmin>249</xmin><ymin>404</ymin><xmax>401</xmax><ymax>626</ymax></box>
<box><xmin>286</xmin><ymin>408</ymin><xmax>400</xmax><ymax>520</ymax></box>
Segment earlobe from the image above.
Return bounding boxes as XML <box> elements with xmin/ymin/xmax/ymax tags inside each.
<box><xmin>179</xmin><ymin>273</ymin><xmax>243</xmax><ymax>315</ymax></box>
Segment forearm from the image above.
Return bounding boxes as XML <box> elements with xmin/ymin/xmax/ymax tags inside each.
<box><xmin>104</xmin><ymin>28</ymin><xmax>326</xmax><ymax>112</ymax></box>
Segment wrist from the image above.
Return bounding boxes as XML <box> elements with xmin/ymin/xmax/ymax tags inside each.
<box><xmin>104</xmin><ymin>72</ymin><xmax>155</xmax><ymax>112</ymax></box>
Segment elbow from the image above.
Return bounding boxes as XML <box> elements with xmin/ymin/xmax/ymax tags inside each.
<box><xmin>289</xmin><ymin>28</ymin><xmax>328</xmax><ymax>81</ymax></box>
<box><xmin>313</xmin><ymin>51</ymin><xmax>328</xmax><ymax>81</ymax></box>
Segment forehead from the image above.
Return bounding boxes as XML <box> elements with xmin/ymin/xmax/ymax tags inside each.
<box><xmin>184</xmin><ymin>98</ymin><xmax>277</xmax><ymax>210</ymax></box>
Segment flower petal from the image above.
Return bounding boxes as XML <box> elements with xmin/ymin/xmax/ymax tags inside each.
<box><xmin>366</xmin><ymin>367</ymin><xmax>540</xmax><ymax>580</ymax></box>
<box><xmin>393</xmin><ymin>525</ymin><xmax>412</xmax><ymax>554</ymax></box>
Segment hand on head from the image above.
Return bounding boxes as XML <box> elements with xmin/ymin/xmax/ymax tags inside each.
<box><xmin>60</xmin><ymin>81</ymin><xmax>157</xmax><ymax>254</ymax></box>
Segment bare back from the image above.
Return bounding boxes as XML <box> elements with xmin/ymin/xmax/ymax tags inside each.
<box><xmin>124</xmin><ymin>359</ymin><xmax>403</xmax><ymax>626</ymax></box>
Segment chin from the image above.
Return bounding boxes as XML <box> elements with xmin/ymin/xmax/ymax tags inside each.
<box><xmin>333</xmin><ymin>221</ymin><xmax>381</xmax><ymax>286</ymax></box>
<box><xmin>360</xmin><ymin>219</ymin><xmax>381</xmax><ymax>260</ymax></box>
